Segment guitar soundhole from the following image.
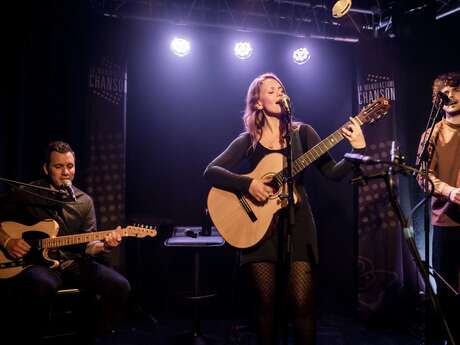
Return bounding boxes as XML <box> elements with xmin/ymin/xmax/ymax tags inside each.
<box><xmin>265</xmin><ymin>179</ymin><xmax>282</xmax><ymax>200</ymax></box>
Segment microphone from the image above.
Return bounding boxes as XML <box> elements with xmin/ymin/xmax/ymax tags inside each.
<box><xmin>389</xmin><ymin>141</ymin><xmax>396</xmax><ymax>174</ymax></box>
<box><xmin>62</xmin><ymin>180</ymin><xmax>77</xmax><ymax>202</ymax></box>
<box><xmin>388</xmin><ymin>141</ymin><xmax>397</xmax><ymax>189</ymax></box>
<box><xmin>344</xmin><ymin>153</ymin><xmax>381</xmax><ymax>165</ymax></box>
<box><xmin>390</xmin><ymin>141</ymin><xmax>396</xmax><ymax>162</ymax></box>
<box><xmin>436</xmin><ymin>91</ymin><xmax>454</xmax><ymax>106</ymax></box>
<box><xmin>277</xmin><ymin>95</ymin><xmax>291</xmax><ymax>116</ymax></box>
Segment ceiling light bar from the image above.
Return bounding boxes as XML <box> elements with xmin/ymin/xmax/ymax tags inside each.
<box><xmin>436</xmin><ymin>5</ymin><xmax>460</xmax><ymax>20</ymax></box>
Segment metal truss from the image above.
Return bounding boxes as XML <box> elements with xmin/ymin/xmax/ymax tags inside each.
<box><xmin>89</xmin><ymin>0</ymin><xmax>460</xmax><ymax>42</ymax></box>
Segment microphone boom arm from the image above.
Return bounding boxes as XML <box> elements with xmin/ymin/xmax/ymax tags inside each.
<box><xmin>0</xmin><ymin>177</ymin><xmax>66</xmax><ymax>195</ymax></box>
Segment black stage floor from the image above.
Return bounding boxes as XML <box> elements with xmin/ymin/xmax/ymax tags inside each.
<box><xmin>44</xmin><ymin>311</ymin><xmax>422</xmax><ymax>345</ymax></box>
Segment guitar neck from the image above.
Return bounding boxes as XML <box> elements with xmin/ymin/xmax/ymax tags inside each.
<box><xmin>41</xmin><ymin>228</ymin><xmax>127</xmax><ymax>249</ymax></box>
<box><xmin>290</xmin><ymin>96</ymin><xmax>390</xmax><ymax>177</ymax></box>
<box><xmin>272</xmin><ymin>125</ymin><xmax>347</xmax><ymax>185</ymax></box>
<box><xmin>292</xmin><ymin>127</ymin><xmax>345</xmax><ymax>177</ymax></box>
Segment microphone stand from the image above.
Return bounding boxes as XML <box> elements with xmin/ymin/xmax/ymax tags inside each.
<box><xmin>351</xmin><ymin>156</ymin><xmax>456</xmax><ymax>345</ymax></box>
<box><xmin>414</xmin><ymin>96</ymin><xmax>446</xmax><ymax>345</ymax></box>
<box><xmin>0</xmin><ymin>177</ymin><xmax>66</xmax><ymax>195</ymax></box>
<box><xmin>274</xmin><ymin>107</ymin><xmax>295</xmax><ymax>345</ymax></box>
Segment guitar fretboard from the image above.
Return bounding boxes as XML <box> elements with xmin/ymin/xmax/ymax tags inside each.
<box><xmin>41</xmin><ymin>228</ymin><xmax>139</xmax><ymax>249</ymax></box>
<box><xmin>292</xmin><ymin>128</ymin><xmax>345</xmax><ymax>176</ymax></box>
<box><xmin>273</xmin><ymin>126</ymin><xmax>346</xmax><ymax>186</ymax></box>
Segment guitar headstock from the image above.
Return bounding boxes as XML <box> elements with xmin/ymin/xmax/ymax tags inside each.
<box><xmin>355</xmin><ymin>96</ymin><xmax>391</xmax><ymax>125</ymax></box>
<box><xmin>126</xmin><ymin>224</ymin><xmax>157</xmax><ymax>238</ymax></box>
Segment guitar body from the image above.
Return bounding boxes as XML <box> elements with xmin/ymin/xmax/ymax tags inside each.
<box><xmin>0</xmin><ymin>219</ymin><xmax>60</xmax><ymax>279</ymax></box>
<box><xmin>207</xmin><ymin>152</ymin><xmax>299</xmax><ymax>249</ymax></box>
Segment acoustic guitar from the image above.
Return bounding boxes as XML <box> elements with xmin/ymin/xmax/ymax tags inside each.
<box><xmin>207</xmin><ymin>96</ymin><xmax>391</xmax><ymax>248</ymax></box>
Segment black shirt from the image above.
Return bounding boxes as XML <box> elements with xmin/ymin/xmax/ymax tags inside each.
<box><xmin>204</xmin><ymin>124</ymin><xmax>361</xmax><ymax>265</ymax></box>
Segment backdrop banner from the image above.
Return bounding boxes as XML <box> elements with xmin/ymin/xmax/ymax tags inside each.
<box><xmin>355</xmin><ymin>40</ymin><xmax>421</xmax><ymax>325</ymax></box>
<box><xmin>84</xmin><ymin>55</ymin><xmax>127</xmax><ymax>232</ymax></box>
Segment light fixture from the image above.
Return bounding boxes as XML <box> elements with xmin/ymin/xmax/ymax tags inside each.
<box><xmin>170</xmin><ymin>37</ymin><xmax>191</xmax><ymax>57</ymax></box>
<box><xmin>332</xmin><ymin>0</ymin><xmax>352</xmax><ymax>18</ymax></box>
<box><xmin>234</xmin><ymin>41</ymin><xmax>253</xmax><ymax>60</ymax></box>
<box><xmin>292</xmin><ymin>48</ymin><xmax>311</xmax><ymax>65</ymax></box>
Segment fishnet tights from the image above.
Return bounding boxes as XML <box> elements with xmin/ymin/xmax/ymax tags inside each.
<box><xmin>248</xmin><ymin>261</ymin><xmax>315</xmax><ymax>345</ymax></box>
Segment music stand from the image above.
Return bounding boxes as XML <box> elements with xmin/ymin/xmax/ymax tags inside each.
<box><xmin>164</xmin><ymin>226</ymin><xmax>225</xmax><ymax>345</ymax></box>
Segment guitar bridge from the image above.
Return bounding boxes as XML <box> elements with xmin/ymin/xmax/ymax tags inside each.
<box><xmin>238</xmin><ymin>195</ymin><xmax>258</xmax><ymax>222</ymax></box>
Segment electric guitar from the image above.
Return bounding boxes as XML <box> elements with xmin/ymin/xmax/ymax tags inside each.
<box><xmin>0</xmin><ymin>219</ymin><xmax>157</xmax><ymax>278</ymax></box>
<box><xmin>207</xmin><ymin>96</ymin><xmax>391</xmax><ymax>248</ymax></box>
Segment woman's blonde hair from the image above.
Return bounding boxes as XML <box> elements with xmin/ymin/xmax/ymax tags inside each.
<box><xmin>243</xmin><ymin>72</ymin><xmax>299</xmax><ymax>149</ymax></box>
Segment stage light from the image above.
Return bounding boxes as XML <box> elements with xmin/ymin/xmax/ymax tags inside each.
<box><xmin>234</xmin><ymin>41</ymin><xmax>253</xmax><ymax>60</ymax></box>
<box><xmin>170</xmin><ymin>37</ymin><xmax>191</xmax><ymax>57</ymax></box>
<box><xmin>292</xmin><ymin>47</ymin><xmax>311</xmax><ymax>65</ymax></box>
<box><xmin>332</xmin><ymin>0</ymin><xmax>352</xmax><ymax>18</ymax></box>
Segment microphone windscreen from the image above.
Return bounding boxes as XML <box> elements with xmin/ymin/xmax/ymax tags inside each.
<box><xmin>62</xmin><ymin>180</ymin><xmax>77</xmax><ymax>201</ymax></box>
<box><xmin>279</xmin><ymin>95</ymin><xmax>291</xmax><ymax>115</ymax></box>
<box><xmin>62</xmin><ymin>180</ymin><xmax>72</xmax><ymax>187</ymax></box>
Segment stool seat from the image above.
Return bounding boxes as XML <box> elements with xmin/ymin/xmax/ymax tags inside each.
<box><xmin>56</xmin><ymin>288</ymin><xmax>81</xmax><ymax>295</ymax></box>
<box><xmin>185</xmin><ymin>292</ymin><xmax>217</xmax><ymax>301</ymax></box>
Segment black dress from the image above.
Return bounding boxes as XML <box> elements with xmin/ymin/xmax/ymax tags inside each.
<box><xmin>204</xmin><ymin>124</ymin><xmax>360</xmax><ymax>265</ymax></box>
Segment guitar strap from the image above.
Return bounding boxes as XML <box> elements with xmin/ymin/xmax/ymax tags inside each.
<box><xmin>291</xmin><ymin>127</ymin><xmax>303</xmax><ymax>161</ymax></box>
<box><xmin>291</xmin><ymin>127</ymin><xmax>309</xmax><ymax>201</ymax></box>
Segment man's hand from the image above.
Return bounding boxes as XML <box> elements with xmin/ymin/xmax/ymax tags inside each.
<box><xmin>5</xmin><ymin>239</ymin><xmax>31</xmax><ymax>259</ymax></box>
<box><xmin>103</xmin><ymin>227</ymin><xmax>122</xmax><ymax>251</ymax></box>
<box><xmin>449</xmin><ymin>188</ymin><xmax>460</xmax><ymax>205</ymax></box>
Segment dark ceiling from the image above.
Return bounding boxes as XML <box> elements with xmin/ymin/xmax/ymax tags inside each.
<box><xmin>89</xmin><ymin>0</ymin><xmax>460</xmax><ymax>42</ymax></box>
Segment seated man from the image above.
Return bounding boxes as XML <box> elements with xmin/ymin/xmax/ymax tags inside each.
<box><xmin>0</xmin><ymin>141</ymin><xmax>131</xmax><ymax>344</ymax></box>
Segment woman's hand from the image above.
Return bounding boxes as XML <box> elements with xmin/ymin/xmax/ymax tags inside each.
<box><xmin>249</xmin><ymin>177</ymin><xmax>274</xmax><ymax>202</ymax></box>
<box><xmin>341</xmin><ymin>117</ymin><xmax>366</xmax><ymax>149</ymax></box>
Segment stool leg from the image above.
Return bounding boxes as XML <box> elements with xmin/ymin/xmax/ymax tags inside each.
<box><xmin>193</xmin><ymin>250</ymin><xmax>201</xmax><ymax>336</ymax></box>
